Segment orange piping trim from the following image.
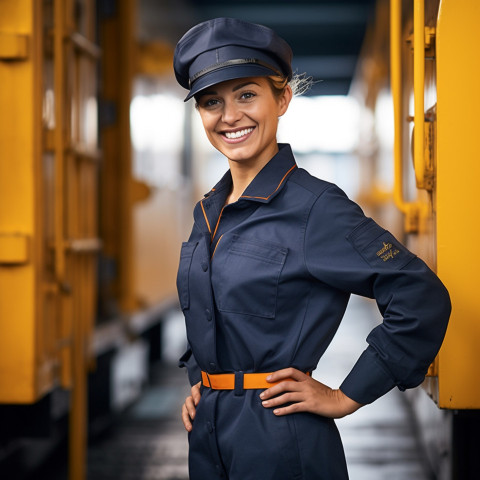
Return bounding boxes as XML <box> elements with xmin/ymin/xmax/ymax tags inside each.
<box><xmin>240</xmin><ymin>165</ymin><xmax>296</xmax><ymax>201</ymax></box>
<box><xmin>200</xmin><ymin>199</ymin><xmax>211</xmax><ymax>234</ymax></box>
<box><xmin>212</xmin><ymin>205</ymin><xmax>226</xmax><ymax>241</ymax></box>
<box><xmin>211</xmin><ymin>234</ymin><xmax>224</xmax><ymax>260</ymax></box>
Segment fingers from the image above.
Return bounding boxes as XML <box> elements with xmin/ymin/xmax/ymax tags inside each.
<box><xmin>181</xmin><ymin>400</ymin><xmax>194</xmax><ymax>432</ymax></box>
<box><xmin>260</xmin><ymin>380</ymin><xmax>300</xmax><ymax>400</ymax></box>
<box><xmin>261</xmin><ymin>374</ymin><xmax>363</xmax><ymax>419</ymax></box>
<box><xmin>181</xmin><ymin>385</ymin><xmax>202</xmax><ymax>432</ymax></box>
<box><xmin>191</xmin><ymin>381</ymin><xmax>201</xmax><ymax>406</ymax></box>
<box><xmin>261</xmin><ymin>391</ymin><xmax>303</xmax><ymax>409</ymax></box>
<box><xmin>269</xmin><ymin>402</ymin><xmax>304</xmax><ymax>416</ymax></box>
<box><xmin>266</xmin><ymin>367</ymin><xmax>307</xmax><ymax>384</ymax></box>
<box><xmin>260</xmin><ymin>367</ymin><xmax>308</xmax><ymax>401</ymax></box>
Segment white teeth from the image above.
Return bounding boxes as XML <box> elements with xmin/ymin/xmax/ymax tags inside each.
<box><xmin>225</xmin><ymin>128</ymin><xmax>253</xmax><ymax>139</ymax></box>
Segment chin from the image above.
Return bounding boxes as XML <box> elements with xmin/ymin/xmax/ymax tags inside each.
<box><xmin>220</xmin><ymin>146</ymin><xmax>255</xmax><ymax>162</ymax></box>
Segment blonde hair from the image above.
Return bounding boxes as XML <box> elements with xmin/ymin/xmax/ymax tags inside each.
<box><xmin>268</xmin><ymin>72</ymin><xmax>313</xmax><ymax>97</ymax></box>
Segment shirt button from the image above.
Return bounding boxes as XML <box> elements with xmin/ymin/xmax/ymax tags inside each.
<box><xmin>201</xmin><ymin>262</ymin><xmax>208</xmax><ymax>272</ymax></box>
<box><xmin>209</xmin><ymin>362</ymin><xmax>217</xmax><ymax>371</ymax></box>
<box><xmin>207</xmin><ymin>421</ymin><xmax>213</xmax><ymax>433</ymax></box>
<box><xmin>205</xmin><ymin>308</ymin><xmax>212</xmax><ymax>321</ymax></box>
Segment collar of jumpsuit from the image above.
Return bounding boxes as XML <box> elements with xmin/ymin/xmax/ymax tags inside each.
<box><xmin>195</xmin><ymin>143</ymin><xmax>297</xmax><ymax>238</ymax></box>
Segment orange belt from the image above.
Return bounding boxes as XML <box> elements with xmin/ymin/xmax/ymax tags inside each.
<box><xmin>201</xmin><ymin>371</ymin><xmax>310</xmax><ymax>390</ymax></box>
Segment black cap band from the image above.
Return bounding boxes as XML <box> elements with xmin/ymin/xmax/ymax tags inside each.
<box><xmin>189</xmin><ymin>58</ymin><xmax>283</xmax><ymax>88</ymax></box>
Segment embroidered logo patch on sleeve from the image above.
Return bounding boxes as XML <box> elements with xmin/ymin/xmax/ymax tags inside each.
<box><xmin>376</xmin><ymin>241</ymin><xmax>400</xmax><ymax>262</ymax></box>
<box><xmin>346</xmin><ymin>218</ymin><xmax>415</xmax><ymax>270</ymax></box>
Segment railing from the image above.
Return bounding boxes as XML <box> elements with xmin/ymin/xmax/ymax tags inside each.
<box><xmin>390</xmin><ymin>0</ymin><xmax>420</xmax><ymax>232</ymax></box>
<box><xmin>390</xmin><ymin>0</ymin><xmax>435</xmax><ymax>232</ymax></box>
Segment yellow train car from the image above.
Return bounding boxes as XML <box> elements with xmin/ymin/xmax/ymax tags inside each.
<box><xmin>0</xmin><ymin>1</ymin><xmax>188</xmax><ymax>478</ymax></box>
<box><xmin>353</xmin><ymin>0</ymin><xmax>480</xmax><ymax>478</ymax></box>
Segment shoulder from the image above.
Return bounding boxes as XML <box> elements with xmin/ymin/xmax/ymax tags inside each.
<box><xmin>289</xmin><ymin>168</ymin><xmax>363</xmax><ymax>214</ymax></box>
<box><xmin>287</xmin><ymin>169</ymin><xmax>368</xmax><ymax>236</ymax></box>
<box><xmin>288</xmin><ymin>167</ymin><xmax>335</xmax><ymax>198</ymax></box>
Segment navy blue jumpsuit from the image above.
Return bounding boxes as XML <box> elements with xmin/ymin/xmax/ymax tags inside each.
<box><xmin>177</xmin><ymin>143</ymin><xmax>450</xmax><ymax>479</ymax></box>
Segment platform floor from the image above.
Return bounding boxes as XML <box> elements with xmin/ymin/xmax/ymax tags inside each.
<box><xmin>36</xmin><ymin>296</ymin><xmax>432</xmax><ymax>479</ymax></box>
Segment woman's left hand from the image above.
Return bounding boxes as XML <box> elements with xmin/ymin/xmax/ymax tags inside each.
<box><xmin>259</xmin><ymin>368</ymin><xmax>362</xmax><ymax>419</ymax></box>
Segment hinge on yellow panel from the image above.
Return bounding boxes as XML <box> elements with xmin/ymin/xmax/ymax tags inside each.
<box><xmin>0</xmin><ymin>32</ymin><xmax>28</xmax><ymax>60</ymax></box>
<box><xmin>406</xmin><ymin>109</ymin><xmax>436</xmax><ymax>192</ymax></box>
<box><xmin>0</xmin><ymin>233</ymin><xmax>30</xmax><ymax>265</ymax></box>
<box><xmin>406</xmin><ymin>26</ymin><xmax>436</xmax><ymax>53</ymax></box>
<box><xmin>423</xmin><ymin>108</ymin><xmax>436</xmax><ymax>191</ymax></box>
<box><xmin>424</xmin><ymin>26</ymin><xmax>436</xmax><ymax>51</ymax></box>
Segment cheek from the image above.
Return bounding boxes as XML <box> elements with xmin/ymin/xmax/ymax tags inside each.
<box><xmin>203</xmin><ymin>129</ymin><xmax>217</xmax><ymax>147</ymax></box>
<box><xmin>199</xmin><ymin>111</ymin><xmax>215</xmax><ymax>130</ymax></box>
<box><xmin>263</xmin><ymin>113</ymin><xmax>279</xmax><ymax>134</ymax></box>
<box><xmin>201</xmin><ymin>120</ymin><xmax>216</xmax><ymax>138</ymax></box>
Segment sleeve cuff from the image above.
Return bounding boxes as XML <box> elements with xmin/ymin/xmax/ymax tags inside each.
<box><xmin>339</xmin><ymin>348</ymin><xmax>396</xmax><ymax>405</ymax></box>
<box><xmin>178</xmin><ymin>348</ymin><xmax>202</xmax><ymax>386</ymax></box>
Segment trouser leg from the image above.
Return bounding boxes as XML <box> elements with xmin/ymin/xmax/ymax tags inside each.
<box><xmin>188</xmin><ymin>391</ymin><xmax>227</xmax><ymax>479</ymax></box>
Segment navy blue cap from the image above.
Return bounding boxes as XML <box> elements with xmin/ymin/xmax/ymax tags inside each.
<box><xmin>173</xmin><ymin>17</ymin><xmax>293</xmax><ymax>101</ymax></box>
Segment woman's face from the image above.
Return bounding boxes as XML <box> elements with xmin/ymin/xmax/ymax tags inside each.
<box><xmin>195</xmin><ymin>76</ymin><xmax>292</xmax><ymax>168</ymax></box>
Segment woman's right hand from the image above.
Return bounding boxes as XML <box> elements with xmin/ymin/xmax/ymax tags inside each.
<box><xmin>181</xmin><ymin>381</ymin><xmax>201</xmax><ymax>432</ymax></box>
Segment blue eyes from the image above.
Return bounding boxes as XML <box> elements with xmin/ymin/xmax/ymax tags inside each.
<box><xmin>204</xmin><ymin>99</ymin><xmax>219</xmax><ymax>107</ymax></box>
<box><xmin>200</xmin><ymin>91</ymin><xmax>256</xmax><ymax>109</ymax></box>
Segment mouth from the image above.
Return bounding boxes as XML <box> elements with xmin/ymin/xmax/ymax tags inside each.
<box><xmin>221</xmin><ymin>127</ymin><xmax>255</xmax><ymax>143</ymax></box>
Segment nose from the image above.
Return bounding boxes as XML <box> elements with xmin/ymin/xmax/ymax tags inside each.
<box><xmin>221</xmin><ymin>99</ymin><xmax>242</xmax><ymax>125</ymax></box>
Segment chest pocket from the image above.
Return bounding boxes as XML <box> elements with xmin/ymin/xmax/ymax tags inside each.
<box><xmin>177</xmin><ymin>241</ymin><xmax>198</xmax><ymax>310</ymax></box>
<box><xmin>216</xmin><ymin>235</ymin><xmax>287</xmax><ymax>318</ymax></box>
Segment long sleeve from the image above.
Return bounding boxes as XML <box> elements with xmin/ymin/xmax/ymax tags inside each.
<box><xmin>304</xmin><ymin>185</ymin><xmax>451</xmax><ymax>405</ymax></box>
<box><xmin>179</xmin><ymin>344</ymin><xmax>202</xmax><ymax>386</ymax></box>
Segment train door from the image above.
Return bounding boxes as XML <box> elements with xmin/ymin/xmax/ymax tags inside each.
<box><xmin>0</xmin><ymin>1</ymin><xmax>100</xmax><ymax>478</ymax></box>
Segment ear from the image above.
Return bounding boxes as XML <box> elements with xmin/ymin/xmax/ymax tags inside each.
<box><xmin>277</xmin><ymin>85</ymin><xmax>293</xmax><ymax>117</ymax></box>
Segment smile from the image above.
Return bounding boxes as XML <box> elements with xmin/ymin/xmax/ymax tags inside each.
<box><xmin>223</xmin><ymin>128</ymin><xmax>254</xmax><ymax>140</ymax></box>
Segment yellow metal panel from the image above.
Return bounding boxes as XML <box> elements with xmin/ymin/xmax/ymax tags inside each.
<box><xmin>0</xmin><ymin>0</ymin><xmax>39</xmax><ymax>403</ymax></box>
<box><xmin>0</xmin><ymin>267</ymin><xmax>36</xmax><ymax>402</ymax></box>
<box><xmin>0</xmin><ymin>233</ymin><xmax>30</xmax><ymax>264</ymax></box>
<box><xmin>0</xmin><ymin>32</ymin><xmax>28</xmax><ymax>59</ymax></box>
<box><xmin>436</xmin><ymin>0</ymin><xmax>480</xmax><ymax>408</ymax></box>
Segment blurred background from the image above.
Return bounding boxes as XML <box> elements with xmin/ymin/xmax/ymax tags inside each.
<box><xmin>0</xmin><ymin>0</ymin><xmax>479</xmax><ymax>479</ymax></box>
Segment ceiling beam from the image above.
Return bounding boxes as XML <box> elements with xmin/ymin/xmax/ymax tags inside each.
<box><xmin>293</xmin><ymin>55</ymin><xmax>358</xmax><ymax>79</ymax></box>
<box><xmin>193</xmin><ymin>5</ymin><xmax>371</xmax><ymax>26</ymax></box>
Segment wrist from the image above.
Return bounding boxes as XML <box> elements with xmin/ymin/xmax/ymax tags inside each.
<box><xmin>336</xmin><ymin>388</ymin><xmax>362</xmax><ymax>417</ymax></box>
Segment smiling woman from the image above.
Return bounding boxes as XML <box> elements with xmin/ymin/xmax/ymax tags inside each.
<box><xmin>193</xmin><ymin>77</ymin><xmax>292</xmax><ymax>202</ymax></box>
<box><xmin>172</xmin><ymin>16</ymin><xmax>450</xmax><ymax>480</ymax></box>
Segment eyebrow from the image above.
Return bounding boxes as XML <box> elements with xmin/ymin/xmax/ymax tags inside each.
<box><xmin>199</xmin><ymin>81</ymin><xmax>260</xmax><ymax>97</ymax></box>
<box><xmin>232</xmin><ymin>81</ymin><xmax>259</xmax><ymax>92</ymax></box>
